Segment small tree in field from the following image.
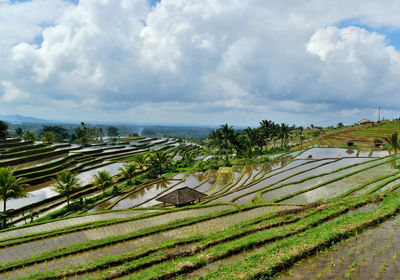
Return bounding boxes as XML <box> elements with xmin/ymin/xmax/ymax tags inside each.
<box><xmin>119</xmin><ymin>162</ymin><xmax>137</xmax><ymax>184</ymax></box>
<box><xmin>41</xmin><ymin>132</ymin><xmax>55</xmax><ymax>144</ymax></box>
<box><xmin>54</xmin><ymin>171</ymin><xmax>80</xmax><ymax>206</ymax></box>
<box><xmin>93</xmin><ymin>170</ymin><xmax>114</xmax><ymax>196</ymax></box>
<box><xmin>0</xmin><ymin>167</ymin><xmax>27</xmax><ymax>228</ymax></box>
<box><xmin>23</xmin><ymin>131</ymin><xmax>36</xmax><ymax>142</ymax></box>
<box><xmin>385</xmin><ymin>133</ymin><xmax>399</xmax><ymax>154</ymax></box>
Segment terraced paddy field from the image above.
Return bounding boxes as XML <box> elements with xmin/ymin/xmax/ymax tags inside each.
<box><xmin>1</xmin><ymin>144</ymin><xmax>400</xmax><ymax>279</ymax></box>
<box><xmin>314</xmin><ymin>120</ymin><xmax>400</xmax><ymax>148</ymax></box>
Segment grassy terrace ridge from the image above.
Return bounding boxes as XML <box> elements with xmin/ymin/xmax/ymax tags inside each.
<box><xmin>0</xmin><ymin>204</ymin><xmax>247</xmax><ymax>271</ymax></box>
<box><xmin>93</xmin><ymin>193</ymin><xmax>390</xmax><ymax>280</ymax></box>
<box><xmin>337</xmin><ymin>172</ymin><xmax>400</xmax><ymax>197</ymax></box>
<box><xmin>6</xmin><ymin>195</ymin><xmax>377</xmax><ymax>280</ymax></box>
<box><xmin>267</xmin><ymin>156</ymin><xmax>399</xmax><ymax>203</ymax></box>
<box><xmin>0</xmin><ymin>202</ymin><xmax>236</xmax><ymax>245</ymax></box>
<box><xmin>13</xmin><ymin>204</ymin><xmax>322</xmax><ymax>279</ymax></box>
<box><xmin>252</xmin><ymin>155</ymin><xmax>397</xmax><ymax>203</ymax></box>
<box><xmin>200</xmin><ymin>193</ymin><xmax>400</xmax><ymax>280</ymax></box>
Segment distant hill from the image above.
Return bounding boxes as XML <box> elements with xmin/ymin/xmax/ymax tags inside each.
<box><xmin>0</xmin><ymin>114</ymin><xmax>51</xmax><ymax>124</ymax></box>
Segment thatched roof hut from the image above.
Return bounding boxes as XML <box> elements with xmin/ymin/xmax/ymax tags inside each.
<box><xmin>359</xmin><ymin>119</ymin><xmax>372</xmax><ymax>125</ymax></box>
<box><xmin>156</xmin><ymin>187</ymin><xmax>207</xmax><ymax>206</ymax></box>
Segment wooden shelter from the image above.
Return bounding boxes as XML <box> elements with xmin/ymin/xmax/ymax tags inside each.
<box><xmin>359</xmin><ymin>119</ymin><xmax>372</xmax><ymax>125</ymax></box>
<box><xmin>156</xmin><ymin>187</ymin><xmax>207</xmax><ymax>207</ymax></box>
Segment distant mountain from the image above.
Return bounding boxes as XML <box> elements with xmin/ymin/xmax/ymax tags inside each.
<box><xmin>0</xmin><ymin>114</ymin><xmax>51</xmax><ymax>124</ymax></box>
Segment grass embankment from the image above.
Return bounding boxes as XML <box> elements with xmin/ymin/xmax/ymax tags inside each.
<box><xmin>201</xmin><ymin>193</ymin><xmax>400</xmax><ymax>280</ymax></box>
<box><xmin>0</xmin><ymin>204</ymin><xmax>240</xmax><ymax>272</ymax></box>
<box><xmin>268</xmin><ymin>156</ymin><xmax>399</xmax><ymax>203</ymax></box>
<box><xmin>98</xmin><ymin>194</ymin><xmax>390</xmax><ymax>280</ymax></box>
<box><xmin>14</xmin><ymin>202</ymin><xmax>330</xmax><ymax>279</ymax></box>
<box><xmin>253</xmin><ymin>155</ymin><xmax>397</xmax><ymax>203</ymax></box>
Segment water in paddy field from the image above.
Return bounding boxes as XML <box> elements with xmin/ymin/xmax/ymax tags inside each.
<box><xmin>276</xmin><ymin>213</ymin><xmax>400</xmax><ymax>280</ymax></box>
<box><xmin>5</xmin><ymin>184</ymin><xmax>59</xmax><ymax>210</ymax></box>
<box><xmin>76</xmin><ymin>162</ymin><xmax>124</xmax><ymax>185</ymax></box>
<box><xmin>296</xmin><ymin>148</ymin><xmax>388</xmax><ymax>159</ymax></box>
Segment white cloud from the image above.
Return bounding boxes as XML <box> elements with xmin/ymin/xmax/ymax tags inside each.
<box><xmin>1</xmin><ymin>0</ymin><xmax>400</xmax><ymax>125</ymax></box>
<box><xmin>0</xmin><ymin>81</ymin><xmax>29</xmax><ymax>102</ymax></box>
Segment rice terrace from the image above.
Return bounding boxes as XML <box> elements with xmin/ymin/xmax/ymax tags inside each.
<box><xmin>2</xmin><ymin>1</ymin><xmax>400</xmax><ymax>279</ymax></box>
<box><xmin>0</xmin><ymin>119</ymin><xmax>399</xmax><ymax>280</ymax></box>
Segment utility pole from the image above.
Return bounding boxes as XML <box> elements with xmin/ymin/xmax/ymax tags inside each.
<box><xmin>378</xmin><ymin>107</ymin><xmax>381</xmax><ymax>122</ymax></box>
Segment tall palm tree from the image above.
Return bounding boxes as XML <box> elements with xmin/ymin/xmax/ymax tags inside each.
<box><xmin>0</xmin><ymin>167</ymin><xmax>27</xmax><ymax>227</ymax></box>
<box><xmin>132</xmin><ymin>153</ymin><xmax>149</xmax><ymax>171</ymax></box>
<box><xmin>279</xmin><ymin>123</ymin><xmax>291</xmax><ymax>148</ymax></box>
<box><xmin>259</xmin><ymin>120</ymin><xmax>273</xmax><ymax>148</ymax></box>
<box><xmin>119</xmin><ymin>162</ymin><xmax>137</xmax><ymax>183</ymax></box>
<box><xmin>93</xmin><ymin>170</ymin><xmax>114</xmax><ymax>196</ymax></box>
<box><xmin>148</xmin><ymin>151</ymin><xmax>172</xmax><ymax>177</ymax></box>
<box><xmin>54</xmin><ymin>171</ymin><xmax>80</xmax><ymax>206</ymax></box>
<box><xmin>385</xmin><ymin>133</ymin><xmax>399</xmax><ymax>154</ymax></box>
<box><xmin>210</xmin><ymin>124</ymin><xmax>240</xmax><ymax>155</ymax></box>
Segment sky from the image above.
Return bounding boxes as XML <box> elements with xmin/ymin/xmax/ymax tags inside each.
<box><xmin>1</xmin><ymin>0</ymin><xmax>400</xmax><ymax>127</ymax></box>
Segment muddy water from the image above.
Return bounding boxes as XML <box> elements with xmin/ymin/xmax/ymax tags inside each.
<box><xmin>110</xmin><ymin>180</ymin><xmax>180</xmax><ymax>210</ymax></box>
<box><xmin>139</xmin><ymin>174</ymin><xmax>207</xmax><ymax>207</ymax></box>
<box><xmin>2</xmin><ymin>205</ymin><xmax>297</xmax><ymax>279</ymax></box>
<box><xmin>277</xmin><ymin>213</ymin><xmax>400</xmax><ymax>280</ymax></box>
<box><xmin>209</xmin><ymin>160</ymin><xmax>323</xmax><ymax>204</ymax></box>
<box><xmin>282</xmin><ymin>161</ymin><xmax>398</xmax><ymax>204</ymax></box>
<box><xmin>0</xmin><ymin>205</ymin><xmax>235</xmax><ymax>265</ymax></box>
<box><xmin>229</xmin><ymin>159</ymin><xmax>337</xmax><ymax>204</ymax></box>
<box><xmin>260</xmin><ymin>158</ymin><xmax>372</xmax><ymax>202</ymax></box>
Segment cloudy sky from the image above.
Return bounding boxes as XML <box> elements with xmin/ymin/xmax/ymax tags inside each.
<box><xmin>1</xmin><ymin>0</ymin><xmax>400</xmax><ymax>127</ymax></box>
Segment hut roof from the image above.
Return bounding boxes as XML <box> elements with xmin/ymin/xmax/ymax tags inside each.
<box><xmin>359</xmin><ymin>119</ymin><xmax>372</xmax><ymax>124</ymax></box>
<box><xmin>156</xmin><ymin>187</ymin><xmax>207</xmax><ymax>206</ymax></box>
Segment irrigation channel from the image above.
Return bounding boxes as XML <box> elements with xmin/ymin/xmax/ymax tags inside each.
<box><xmin>0</xmin><ymin>146</ymin><xmax>399</xmax><ymax>279</ymax></box>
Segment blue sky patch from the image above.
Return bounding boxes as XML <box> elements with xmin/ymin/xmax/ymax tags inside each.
<box><xmin>338</xmin><ymin>18</ymin><xmax>400</xmax><ymax>50</ymax></box>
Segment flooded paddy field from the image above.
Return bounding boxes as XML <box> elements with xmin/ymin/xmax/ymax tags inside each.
<box><xmin>1</xmin><ymin>146</ymin><xmax>399</xmax><ymax>280</ymax></box>
<box><xmin>277</xmin><ymin>213</ymin><xmax>400</xmax><ymax>280</ymax></box>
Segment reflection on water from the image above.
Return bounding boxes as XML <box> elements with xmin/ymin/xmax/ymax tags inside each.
<box><xmin>77</xmin><ymin>163</ymin><xmax>124</xmax><ymax>185</ymax></box>
<box><xmin>5</xmin><ymin>187</ymin><xmax>59</xmax><ymax>210</ymax></box>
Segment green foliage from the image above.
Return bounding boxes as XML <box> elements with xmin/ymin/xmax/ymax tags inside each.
<box><xmin>54</xmin><ymin>171</ymin><xmax>81</xmax><ymax>205</ymax></box>
<box><xmin>41</xmin><ymin>125</ymin><xmax>69</xmax><ymax>142</ymax></box>
<box><xmin>40</xmin><ymin>131</ymin><xmax>55</xmax><ymax>144</ymax></box>
<box><xmin>148</xmin><ymin>151</ymin><xmax>172</xmax><ymax>178</ymax></box>
<box><xmin>107</xmin><ymin>126</ymin><xmax>119</xmax><ymax>137</ymax></box>
<box><xmin>119</xmin><ymin>162</ymin><xmax>137</xmax><ymax>183</ymax></box>
<box><xmin>385</xmin><ymin>132</ymin><xmax>399</xmax><ymax>153</ymax></box>
<box><xmin>22</xmin><ymin>131</ymin><xmax>36</xmax><ymax>142</ymax></box>
<box><xmin>0</xmin><ymin>120</ymin><xmax>8</xmax><ymax>139</ymax></box>
<box><xmin>0</xmin><ymin>167</ymin><xmax>27</xmax><ymax>228</ymax></box>
<box><xmin>93</xmin><ymin>170</ymin><xmax>114</xmax><ymax>196</ymax></box>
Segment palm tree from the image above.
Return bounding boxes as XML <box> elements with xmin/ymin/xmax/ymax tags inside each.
<box><xmin>14</xmin><ymin>127</ymin><xmax>23</xmax><ymax>139</ymax></box>
<box><xmin>0</xmin><ymin>167</ymin><xmax>27</xmax><ymax>228</ymax></box>
<box><xmin>279</xmin><ymin>123</ymin><xmax>291</xmax><ymax>148</ymax></box>
<box><xmin>148</xmin><ymin>151</ymin><xmax>172</xmax><ymax>177</ymax></box>
<box><xmin>259</xmin><ymin>120</ymin><xmax>273</xmax><ymax>148</ymax></box>
<box><xmin>54</xmin><ymin>171</ymin><xmax>80</xmax><ymax>206</ymax></box>
<box><xmin>119</xmin><ymin>162</ymin><xmax>137</xmax><ymax>183</ymax></box>
<box><xmin>132</xmin><ymin>153</ymin><xmax>149</xmax><ymax>171</ymax></box>
<box><xmin>209</xmin><ymin>124</ymin><xmax>240</xmax><ymax>155</ymax></box>
<box><xmin>93</xmin><ymin>170</ymin><xmax>114</xmax><ymax>196</ymax></box>
<box><xmin>385</xmin><ymin>133</ymin><xmax>399</xmax><ymax>154</ymax></box>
